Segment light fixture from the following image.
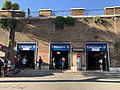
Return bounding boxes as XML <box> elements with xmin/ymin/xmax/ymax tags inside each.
<box><xmin>57</xmin><ymin>51</ymin><xmax>60</xmax><ymax>54</ymax></box>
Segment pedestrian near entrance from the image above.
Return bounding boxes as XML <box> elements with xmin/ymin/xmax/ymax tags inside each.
<box><xmin>6</xmin><ymin>58</ymin><xmax>11</xmax><ymax>76</ymax></box>
<box><xmin>22</xmin><ymin>56</ymin><xmax>27</xmax><ymax>70</ymax></box>
<box><xmin>98</xmin><ymin>58</ymin><xmax>103</xmax><ymax>71</ymax></box>
<box><xmin>14</xmin><ymin>56</ymin><xmax>18</xmax><ymax>62</ymax></box>
<box><xmin>59</xmin><ymin>59</ymin><xmax>62</xmax><ymax>69</ymax></box>
<box><xmin>61</xmin><ymin>57</ymin><xmax>65</xmax><ymax>69</ymax></box>
<box><xmin>0</xmin><ymin>58</ymin><xmax>3</xmax><ymax>76</ymax></box>
<box><xmin>52</xmin><ymin>58</ymin><xmax>55</xmax><ymax>70</ymax></box>
<box><xmin>14</xmin><ymin>56</ymin><xmax>19</xmax><ymax>68</ymax></box>
<box><xmin>38</xmin><ymin>56</ymin><xmax>43</xmax><ymax>70</ymax></box>
<box><xmin>0</xmin><ymin>58</ymin><xmax>5</xmax><ymax>77</ymax></box>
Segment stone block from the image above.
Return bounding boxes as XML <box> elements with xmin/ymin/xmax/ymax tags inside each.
<box><xmin>71</xmin><ymin>8</ymin><xmax>84</xmax><ymax>16</ymax></box>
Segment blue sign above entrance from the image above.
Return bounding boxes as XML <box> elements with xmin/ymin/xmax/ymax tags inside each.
<box><xmin>86</xmin><ymin>43</ymin><xmax>108</xmax><ymax>51</ymax></box>
<box><xmin>51</xmin><ymin>43</ymin><xmax>70</xmax><ymax>51</ymax></box>
<box><xmin>17</xmin><ymin>43</ymin><xmax>36</xmax><ymax>51</ymax></box>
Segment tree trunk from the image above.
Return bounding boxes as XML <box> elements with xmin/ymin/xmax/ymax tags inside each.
<box><xmin>7</xmin><ymin>27</ymin><xmax>16</xmax><ymax>59</ymax></box>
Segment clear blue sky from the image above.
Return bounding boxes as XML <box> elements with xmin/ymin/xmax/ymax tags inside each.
<box><xmin>0</xmin><ymin>0</ymin><xmax>120</xmax><ymax>11</ymax></box>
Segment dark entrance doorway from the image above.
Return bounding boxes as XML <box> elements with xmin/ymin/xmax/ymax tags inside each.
<box><xmin>87</xmin><ymin>51</ymin><xmax>106</xmax><ymax>70</ymax></box>
<box><xmin>18</xmin><ymin>50</ymin><xmax>35</xmax><ymax>68</ymax></box>
<box><xmin>86</xmin><ymin>43</ymin><xmax>109</xmax><ymax>71</ymax></box>
<box><xmin>50</xmin><ymin>42</ymin><xmax>71</xmax><ymax>70</ymax></box>
<box><xmin>17</xmin><ymin>43</ymin><xmax>37</xmax><ymax>69</ymax></box>
<box><xmin>52</xmin><ymin>51</ymin><xmax>68</xmax><ymax>69</ymax></box>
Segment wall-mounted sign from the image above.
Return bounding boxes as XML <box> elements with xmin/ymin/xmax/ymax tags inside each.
<box><xmin>51</xmin><ymin>43</ymin><xmax>70</xmax><ymax>51</ymax></box>
<box><xmin>77</xmin><ymin>53</ymin><xmax>81</xmax><ymax>57</ymax></box>
<box><xmin>17</xmin><ymin>43</ymin><xmax>36</xmax><ymax>51</ymax></box>
<box><xmin>73</xmin><ymin>48</ymin><xmax>84</xmax><ymax>52</ymax></box>
<box><xmin>86</xmin><ymin>43</ymin><xmax>108</xmax><ymax>51</ymax></box>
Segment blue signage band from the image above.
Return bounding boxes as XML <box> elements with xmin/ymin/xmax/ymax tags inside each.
<box><xmin>17</xmin><ymin>44</ymin><xmax>36</xmax><ymax>51</ymax></box>
<box><xmin>86</xmin><ymin>43</ymin><xmax>108</xmax><ymax>52</ymax></box>
<box><xmin>51</xmin><ymin>44</ymin><xmax>70</xmax><ymax>51</ymax></box>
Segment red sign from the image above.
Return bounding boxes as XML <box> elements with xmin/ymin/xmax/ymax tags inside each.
<box><xmin>0</xmin><ymin>44</ymin><xmax>2</xmax><ymax>51</ymax></box>
<box><xmin>77</xmin><ymin>53</ymin><xmax>81</xmax><ymax>57</ymax></box>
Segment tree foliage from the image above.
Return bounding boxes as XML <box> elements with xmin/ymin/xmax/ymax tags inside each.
<box><xmin>2</xmin><ymin>0</ymin><xmax>20</xmax><ymax>10</ymax></box>
<box><xmin>55</xmin><ymin>16</ymin><xmax>65</xmax><ymax>30</ymax></box>
<box><xmin>93</xmin><ymin>16</ymin><xmax>103</xmax><ymax>25</ymax></box>
<box><xmin>2</xmin><ymin>0</ymin><xmax>12</xmax><ymax>10</ymax></box>
<box><xmin>114</xmin><ymin>41</ymin><xmax>120</xmax><ymax>50</ymax></box>
<box><xmin>55</xmin><ymin>16</ymin><xmax>75</xmax><ymax>30</ymax></box>
<box><xmin>65</xmin><ymin>16</ymin><xmax>75</xmax><ymax>26</ymax></box>
<box><xmin>11</xmin><ymin>2</ymin><xmax>20</xmax><ymax>10</ymax></box>
<box><xmin>0</xmin><ymin>18</ymin><xmax>16</xmax><ymax>30</ymax></box>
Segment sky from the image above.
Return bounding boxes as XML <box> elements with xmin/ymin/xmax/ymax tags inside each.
<box><xmin>0</xmin><ymin>0</ymin><xmax>120</xmax><ymax>11</ymax></box>
<box><xmin>0</xmin><ymin>0</ymin><xmax>120</xmax><ymax>16</ymax></box>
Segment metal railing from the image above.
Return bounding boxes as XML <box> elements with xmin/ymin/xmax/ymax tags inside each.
<box><xmin>24</xmin><ymin>9</ymin><xmax>104</xmax><ymax>17</ymax></box>
<box><xmin>84</xmin><ymin>9</ymin><xmax>104</xmax><ymax>16</ymax></box>
<box><xmin>25</xmin><ymin>11</ymin><xmax>39</xmax><ymax>17</ymax></box>
<box><xmin>52</xmin><ymin>10</ymin><xmax>71</xmax><ymax>16</ymax></box>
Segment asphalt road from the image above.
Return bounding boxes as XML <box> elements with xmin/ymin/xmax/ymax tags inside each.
<box><xmin>0</xmin><ymin>82</ymin><xmax>120</xmax><ymax>90</ymax></box>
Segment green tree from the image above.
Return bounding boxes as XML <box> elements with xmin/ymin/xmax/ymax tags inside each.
<box><xmin>2</xmin><ymin>0</ymin><xmax>12</xmax><ymax>10</ymax></box>
<box><xmin>11</xmin><ymin>2</ymin><xmax>20</xmax><ymax>10</ymax></box>
<box><xmin>2</xmin><ymin>0</ymin><xmax>20</xmax><ymax>10</ymax></box>
<box><xmin>0</xmin><ymin>18</ymin><xmax>16</xmax><ymax>57</ymax></box>
<box><xmin>1</xmin><ymin>0</ymin><xmax>19</xmax><ymax>58</ymax></box>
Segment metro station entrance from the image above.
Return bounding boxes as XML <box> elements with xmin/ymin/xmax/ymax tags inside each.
<box><xmin>50</xmin><ymin>42</ymin><xmax>71</xmax><ymax>69</ymax></box>
<box><xmin>18</xmin><ymin>50</ymin><xmax>35</xmax><ymax>68</ymax></box>
<box><xmin>86</xmin><ymin>43</ymin><xmax>109</xmax><ymax>71</ymax></box>
<box><xmin>17</xmin><ymin>42</ymin><xmax>37</xmax><ymax>68</ymax></box>
<box><xmin>52</xmin><ymin>51</ymin><xmax>68</xmax><ymax>69</ymax></box>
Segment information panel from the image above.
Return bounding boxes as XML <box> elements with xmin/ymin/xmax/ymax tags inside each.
<box><xmin>17</xmin><ymin>43</ymin><xmax>36</xmax><ymax>51</ymax></box>
<box><xmin>51</xmin><ymin>43</ymin><xmax>70</xmax><ymax>51</ymax></box>
<box><xmin>86</xmin><ymin>43</ymin><xmax>108</xmax><ymax>51</ymax></box>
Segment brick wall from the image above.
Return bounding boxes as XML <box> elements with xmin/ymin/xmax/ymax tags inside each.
<box><xmin>39</xmin><ymin>9</ymin><xmax>52</xmax><ymax>17</ymax></box>
<box><xmin>71</xmin><ymin>8</ymin><xmax>84</xmax><ymax>16</ymax></box>
<box><xmin>0</xmin><ymin>16</ymin><xmax>120</xmax><ymax>67</ymax></box>
<box><xmin>104</xmin><ymin>7</ymin><xmax>114</xmax><ymax>15</ymax></box>
<box><xmin>0</xmin><ymin>10</ymin><xmax>25</xmax><ymax>17</ymax></box>
<box><xmin>104</xmin><ymin>6</ymin><xmax>120</xmax><ymax>15</ymax></box>
<box><xmin>114</xmin><ymin>6</ymin><xmax>120</xmax><ymax>15</ymax></box>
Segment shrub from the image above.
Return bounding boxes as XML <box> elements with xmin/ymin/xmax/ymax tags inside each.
<box><xmin>93</xmin><ymin>16</ymin><xmax>102</xmax><ymax>25</ymax></box>
<box><xmin>55</xmin><ymin>16</ymin><xmax>75</xmax><ymax>30</ymax></box>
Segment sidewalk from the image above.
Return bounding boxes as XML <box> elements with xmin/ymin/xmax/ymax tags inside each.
<box><xmin>0</xmin><ymin>69</ymin><xmax>120</xmax><ymax>82</ymax></box>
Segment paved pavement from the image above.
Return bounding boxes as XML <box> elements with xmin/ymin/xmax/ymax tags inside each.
<box><xmin>0</xmin><ymin>69</ymin><xmax>120</xmax><ymax>83</ymax></box>
<box><xmin>0</xmin><ymin>70</ymin><xmax>120</xmax><ymax>90</ymax></box>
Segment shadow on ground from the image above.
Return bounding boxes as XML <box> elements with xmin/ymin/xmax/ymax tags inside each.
<box><xmin>8</xmin><ymin>68</ymin><xmax>69</xmax><ymax>77</ymax></box>
<box><xmin>0</xmin><ymin>76</ymin><xmax>120</xmax><ymax>83</ymax></box>
<box><xmin>1</xmin><ymin>69</ymin><xmax>120</xmax><ymax>83</ymax></box>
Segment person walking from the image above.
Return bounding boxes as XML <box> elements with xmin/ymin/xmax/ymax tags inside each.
<box><xmin>59</xmin><ymin>59</ymin><xmax>62</xmax><ymax>69</ymax></box>
<box><xmin>22</xmin><ymin>56</ymin><xmax>27</xmax><ymax>70</ymax></box>
<box><xmin>14</xmin><ymin>56</ymin><xmax>18</xmax><ymax>64</ymax></box>
<box><xmin>6</xmin><ymin>58</ymin><xmax>11</xmax><ymax>76</ymax></box>
<box><xmin>0</xmin><ymin>59</ymin><xmax>3</xmax><ymax>76</ymax></box>
<box><xmin>38</xmin><ymin>56</ymin><xmax>43</xmax><ymax>70</ymax></box>
<box><xmin>0</xmin><ymin>58</ymin><xmax>5</xmax><ymax>77</ymax></box>
<box><xmin>61</xmin><ymin>57</ymin><xmax>65</xmax><ymax>69</ymax></box>
<box><xmin>52</xmin><ymin>58</ymin><xmax>55</xmax><ymax>70</ymax></box>
<box><xmin>27</xmin><ymin>8</ymin><xmax>30</xmax><ymax>17</ymax></box>
<box><xmin>98</xmin><ymin>58</ymin><xmax>103</xmax><ymax>71</ymax></box>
